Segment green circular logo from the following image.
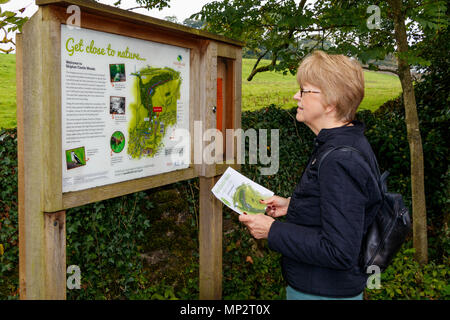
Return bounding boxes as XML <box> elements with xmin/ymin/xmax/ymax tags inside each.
<box><xmin>110</xmin><ymin>131</ymin><xmax>125</xmax><ymax>153</ymax></box>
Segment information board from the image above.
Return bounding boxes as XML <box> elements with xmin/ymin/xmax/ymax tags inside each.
<box><xmin>61</xmin><ymin>25</ymin><xmax>190</xmax><ymax>192</ymax></box>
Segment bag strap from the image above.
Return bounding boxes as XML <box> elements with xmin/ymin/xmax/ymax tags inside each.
<box><xmin>317</xmin><ymin>145</ymin><xmax>388</xmax><ymax>193</ymax></box>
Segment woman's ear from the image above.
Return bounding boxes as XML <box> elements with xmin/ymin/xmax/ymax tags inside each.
<box><xmin>324</xmin><ymin>103</ymin><xmax>337</xmax><ymax>115</ymax></box>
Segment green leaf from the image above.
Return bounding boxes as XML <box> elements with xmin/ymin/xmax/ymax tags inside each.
<box><xmin>151</xmin><ymin>293</ymin><xmax>165</xmax><ymax>300</ymax></box>
<box><xmin>0</xmin><ymin>0</ymin><xmax>11</xmax><ymax>4</ymax></box>
<box><xmin>1</xmin><ymin>10</ymin><xmax>15</xmax><ymax>18</ymax></box>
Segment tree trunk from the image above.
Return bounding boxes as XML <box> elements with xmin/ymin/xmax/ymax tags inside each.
<box><xmin>389</xmin><ymin>0</ymin><xmax>428</xmax><ymax>264</ymax></box>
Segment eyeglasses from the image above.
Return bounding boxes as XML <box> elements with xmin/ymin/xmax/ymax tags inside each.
<box><xmin>299</xmin><ymin>89</ymin><xmax>321</xmax><ymax>98</ymax></box>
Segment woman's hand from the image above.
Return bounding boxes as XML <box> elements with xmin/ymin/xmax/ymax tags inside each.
<box><xmin>260</xmin><ymin>196</ymin><xmax>290</xmax><ymax>218</ymax></box>
<box><xmin>239</xmin><ymin>213</ymin><xmax>275</xmax><ymax>240</ymax></box>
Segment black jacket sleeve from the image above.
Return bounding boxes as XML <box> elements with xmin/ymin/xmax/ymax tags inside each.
<box><xmin>267</xmin><ymin>152</ymin><xmax>369</xmax><ymax>270</ymax></box>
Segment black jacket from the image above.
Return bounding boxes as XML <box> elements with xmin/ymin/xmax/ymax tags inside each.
<box><xmin>268</xmin><ymin>119</ymin><xmax>383</xmax><ymax>298</ymax></box>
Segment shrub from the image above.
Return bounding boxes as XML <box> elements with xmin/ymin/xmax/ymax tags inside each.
<box><xmin>0</xmin><ymin>129</ymin><xmax>18</xmax><ymax>299</ymax></box>
<box><xmin>365</xmin><ymin>244</ymin><xmax>450</xmax><ymax>300</ymax></box>
<box><xmin>66</xmin><ymin>191</ymin><xmax>153</xmax><ymax>299</ymax></box>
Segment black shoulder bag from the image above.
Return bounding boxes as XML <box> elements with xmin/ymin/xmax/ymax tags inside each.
<box><xmin>317</xmin><ymin>145</ymin><xmax>412</xmax><ymax>272</ymax></box>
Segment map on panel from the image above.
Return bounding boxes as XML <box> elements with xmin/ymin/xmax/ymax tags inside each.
<box><xmin>128</xmin><ymin>67</ymin><xmax>181</xmax><ymax>159</ymax></box>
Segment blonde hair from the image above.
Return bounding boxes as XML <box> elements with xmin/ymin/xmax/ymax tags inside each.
<box><xmin>296</xmin><ymin>50</ymin><xmax>365</xmax><ymax>122</ymax></box>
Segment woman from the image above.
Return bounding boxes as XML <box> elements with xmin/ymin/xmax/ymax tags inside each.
<box><xmin>239</xmin><ymin>50</ymin><xmax>383</xmax><ymax>300</ymax></box>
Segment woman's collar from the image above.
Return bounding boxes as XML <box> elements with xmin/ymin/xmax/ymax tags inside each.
<box><xmin>315</xmin><ymin>120</ymin><xmax>365</xmax><ymax>143</ymax></box>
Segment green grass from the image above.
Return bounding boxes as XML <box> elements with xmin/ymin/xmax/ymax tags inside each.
<box><xmin>0</xmin><ymin>54</ymin><xmax>16</xmax><ymax>129</ymax></box>
<box><xmin>0</xmin><ymin>54</ymin><xmax>402</xmax><ymax>128</ymax></box>
<box><xmin>241</xmin><ymin>58</ymin><xmax>402</xmax><ymax>112</ymax></box>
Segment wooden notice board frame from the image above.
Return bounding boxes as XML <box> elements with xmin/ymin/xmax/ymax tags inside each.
<box><xmin>17</xmin><ymin>0</ymin><xmax>243</xmax><ymax>300</ymax></box>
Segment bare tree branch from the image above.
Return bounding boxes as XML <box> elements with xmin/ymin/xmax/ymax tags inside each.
<box><xmin>250</xmin><ymin>49</ymin><xmax>269</xmax><ymax>74</ymax></box>
<box><xmin>126</xmin><ymin>6</ymin><xmax>148</xmax><ymax>11</ymax></box>
<box><xmin>362</xmin><ymin>65</ymin><xmax>399</xmax><ymax>75</ymax></box>
<box><xmin>298</xmin><ymin>0</ymin><xmax>307</xmax><ymax>11</ymax></box>
<box><xmin>247</xmin><ymin>52</ymin><xmax>278</xmax><ymax>81</ymax></box>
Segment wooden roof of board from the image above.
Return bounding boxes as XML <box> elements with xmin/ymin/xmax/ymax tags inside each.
<box><xmin>35</xmin><ymin>0</ymin><xmax>245</xmax><ymax>47</ymax></box>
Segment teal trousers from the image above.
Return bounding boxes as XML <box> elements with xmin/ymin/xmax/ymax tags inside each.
<box><xmin>286</xmin><ymin>285</ymin><xmax>363</xmax><ymax>300</ymax></box>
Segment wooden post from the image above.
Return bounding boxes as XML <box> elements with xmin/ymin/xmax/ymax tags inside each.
<box><xmin>20</xmin><ymin>10</ymin><xmax>45</xmax><ymax>299</ymax></box>
<box><xmin>44</xmin><ymin>211</ymin><xmax>66</xmax><ymax>299</ymax></box>
<box><xmin>197</xmin><ymin>44</ymin><xmax>243</xmax><ymax>300</ymax></box>
<box><xmin>199</xmin><ymin>176</ymin><xmax>223</xmax><ymax>300</ymax></box>
<box><xmin>19</xmin><ymin>8</ymin><xmax>66</xmax><ymax>300</ymax></box>
<box><xmin>197</xmin><ymin>39</ymin><xmax>224</xmax><ymax>299</ymax></box>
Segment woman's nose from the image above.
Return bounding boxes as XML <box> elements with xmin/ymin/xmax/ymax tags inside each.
<box><xmin>293</xmin><ymin>90</ymin><xmax>301</xmax><ymax>100</ymax></box>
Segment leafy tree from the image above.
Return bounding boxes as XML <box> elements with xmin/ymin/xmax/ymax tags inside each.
<box><xmin>193</xmin><ymin>0</ymin><xmax>319</xmax><ymax>80</ymax></box>
<box><xmin>385</xmin><ymin>0</ymin><xmax>447</xmax><ymax>265</ymax></box>
<box><xmin>182</xmin><ymin>17</ymin><xmax>205</xmax><ymax>29</ymax></box>
<box><xmin>164</xmin><ymin>15</ymin><xmax>178</xmax><ymax>23</ymax></box>
<box><xmin>193</xmin><ymin>0</ymin><xmax>446</xmax><ymax>79</ymax></box>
